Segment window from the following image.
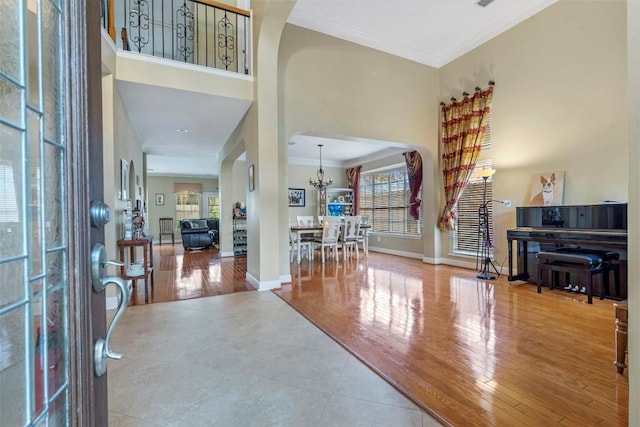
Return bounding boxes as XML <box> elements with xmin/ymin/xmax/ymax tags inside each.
<box><xmin>206</xmin><ymin>195</ymin><xmax>220</xmax><ymax>219</ymax></box>
<box><xmin>175</xmin><ymin>191</ymin><xmax>201</xmax><ymax>224</ymax></box>
<box><xmin>359</xmin><ymin>166</ymin><xmax>421</xmax><ymax>236</ymax></box>
<box><xmin>451</xmin><ymin>111</ymin><xmax>493</xmax><ymax>256</ymax></box>
<box><xmin>452</xmin><ymin>159</ymin><xmax>493</xmax><ymax>256</ymax></box>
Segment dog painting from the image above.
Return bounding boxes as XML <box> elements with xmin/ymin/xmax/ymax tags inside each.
<box><xmin>529</xmin><ymin>171</ymin><xmax>564</xmax><ymax>206</ymax></box>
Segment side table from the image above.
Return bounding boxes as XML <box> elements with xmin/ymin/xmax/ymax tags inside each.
<box><xmin>117</xmin><ymin>236</ymin><xmax>154</xmax><ymax>304</ymax></box>
<box><xmin>614</xmin><ymin>301</ymin><xmax>628</xmax><ymax>374</ymax></box>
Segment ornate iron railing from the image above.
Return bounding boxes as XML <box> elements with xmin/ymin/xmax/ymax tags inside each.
<box><xmin>102</xmin><ymin>0</ymin><xmax>251</xmax><ymax>74</ymax></box>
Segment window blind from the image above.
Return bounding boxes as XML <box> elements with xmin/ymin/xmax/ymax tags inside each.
<box><xmin>359</xmin><ymin>166</ymin><xmax>421</xmax><ymax>236</ymax></box>
<box><xmin>453</xmin><ymin>159</ymin><xmax>493</xmax><ymax>255</ymax></box>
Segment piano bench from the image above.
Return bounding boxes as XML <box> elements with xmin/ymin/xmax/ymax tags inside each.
<box><xmin>536</xmin><ymin>251</ymin><xmax>606</xmax><ymax>304</ymax></box>
<box><xmin>552</xmin><ymin>248</ymin><xmax>621</xmax><ymax>297</ymax></box>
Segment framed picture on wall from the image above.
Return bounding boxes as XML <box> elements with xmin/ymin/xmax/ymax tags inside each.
<box><xmin>120</xmin><ymin>159</ymin><xmax>129</xmax><ymax>200</ymax></box>
<box><xmin>248</xmin><ymin>164</ymin><xmax>255</xmax><ymax>192</ymax></box>
<box><xmin>155</xmin><ymin>193</ymin><xmax>164</xmax><ymax>205</ymax></box>
<box><xmin>288</xmin><ymin>188</ymin><xmax>305</xmax><ymax>207</ymax></box>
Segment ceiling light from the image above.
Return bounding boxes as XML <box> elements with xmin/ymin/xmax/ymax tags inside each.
<box><xmin>309</xmin><ymin>144</ymin><xmax>333</xmax><ymax>190</ymax></box>
<box><xmin>176</xmin><ymin>128</ymin><xmax>188</xmax><ymax>133</ymax></box>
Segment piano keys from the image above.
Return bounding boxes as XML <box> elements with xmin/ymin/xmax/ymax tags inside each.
<box><xmin>506</xmin><ymin>203</ymin><xmax>627</xmax><ymax>299</ymax></box>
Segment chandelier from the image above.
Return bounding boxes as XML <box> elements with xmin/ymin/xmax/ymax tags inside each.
<box><xmin>309</xmin><ymin>144</ymin><xmax>333</xmax><ymax>190</ymax></box>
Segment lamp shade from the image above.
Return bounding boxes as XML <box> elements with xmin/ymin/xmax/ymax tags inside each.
<box><xmin>477</xmin><ymin>168</ymin><xmax>496</xmax><ymax>178</ymax></box>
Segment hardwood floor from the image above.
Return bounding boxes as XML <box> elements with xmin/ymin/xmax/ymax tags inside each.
<box><xmin>132</xmin><ymin>243</ymin><xmax>254</xmax><ymax>305</ymax></box>
<box><xmin>143</xmin><ymin>244</ymin><xmax>628</xmax><ymax>426</ymax></box>
<box><xmin>275</xmin><ymin>254</ymin><xmax>629</xmax><ymax>427</ymax></box>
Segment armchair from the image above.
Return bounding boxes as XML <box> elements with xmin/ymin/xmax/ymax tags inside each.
<box><xmin>180</xmin><ymin>219</ymin><xmax>214</xmax><ymax>250</ymax></box>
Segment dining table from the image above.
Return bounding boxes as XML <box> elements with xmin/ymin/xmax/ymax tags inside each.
<box><xmin>290</xmin><ymin>223</ymin><xmax>371</xmax><ymax>263</ymax></box>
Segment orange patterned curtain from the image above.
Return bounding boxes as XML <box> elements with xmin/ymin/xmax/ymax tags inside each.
<box><xmin>438</xmin><ymin>83</ymin><xmax>494</xmax><ymax>231</ymax></box>
<box><xmin>346</xmin><ymin>166</ymin><xmax>361</xmax><ymax>215</ymax></box>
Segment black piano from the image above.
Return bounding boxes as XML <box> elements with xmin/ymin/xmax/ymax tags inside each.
<box><xmin>507</xmin><ymin>203</ymin><xmax>628</xmax><ymax>298</ymax></box>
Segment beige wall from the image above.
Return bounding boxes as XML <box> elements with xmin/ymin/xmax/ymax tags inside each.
<box><xmin>101</xmin><ymin>66</ymin><xmax>145</xmax><ymax>305</ymax></box>
<box><xmin>146</xmin><ymin>175</ymin><xmax>219</xmax><ymax>240</ymax></box>
<box><xmin>279</xmin><ymin>24</ymin><xmax>440</xmax><ymax>148</ymax></box>
<box><xmin>439</xmin><ymin>0</ymin><xmax>628</xmax><ymax>267</ymax></box>
<box><xmin>279</xmin><ymin>23</ymin><xmax>441</xmax><ymax>260</ymax></box>
<box><xmin>287</xmin><ymin>163</ymin><xmax>347</xmax><ymax>219</ymax></box>
<box><xmin>231</xmin><ymin>159</ymin><xmax>249</xmax><ymax>208</ymax></box>
<box><xmin>102</xmin><ymin>77</ymin><xmax>145</xmax><ymax>261</ymax></box>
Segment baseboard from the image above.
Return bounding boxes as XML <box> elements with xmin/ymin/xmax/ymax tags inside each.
<box><xmin>280</xmin><ymin>274</ymin><xmax>292</xmax><ymax>283</ymax></box>
<box><xmin>246</xmin><ymin>272</ymin><xmax>281</xmax><ymax>291</ymax></box>
<box><xmin>435</xmin><ymin>257</ymin><xmax>477</xmax><ymax>271</ymax></box>
<box><xmin>367</xmin><ymin>246</ymin><xmax>423</xmax><ymax>260</ymax></box>
<box><xmin>220</xmin><ymin>251</ymin><xmax>235</xmax><ymax>257</ymax></box>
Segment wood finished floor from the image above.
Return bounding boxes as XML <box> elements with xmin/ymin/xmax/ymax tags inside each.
<box><xmin>131</xmin><ymin>243</ymin><xmax>254</xmax><ymax>305</ymax></box>
<box><xmin>146</xmin><ymin>244</ymin><xmax>629</xmax><ymax>426</ymax></box>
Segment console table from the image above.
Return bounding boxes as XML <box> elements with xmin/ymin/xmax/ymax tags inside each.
<box><xmin>117</xmin><ymin>236</ymin><xmax>154</xmax><ymax>304</ymax></box>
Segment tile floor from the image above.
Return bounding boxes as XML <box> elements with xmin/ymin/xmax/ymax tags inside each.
<box><xmin>107</xmin><ymin>291</ymin><xmax>441</xmax><ymax>426</ymax></box>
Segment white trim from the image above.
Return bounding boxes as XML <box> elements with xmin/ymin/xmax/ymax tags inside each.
<box><xmin>116</xmin><ymin>50</ymin><xmax>254</xmax><ymax>81</ymax></box>
<box><xmin>432</xmin><ymin>257</ymin><xmax>477</xmax><ymax>271</ymax></box>
<box><xmin>220</xmin><ymin>251</ymin><xmax>235</xmax><ymax>257</ymax></box>
<box><xmin>287</xmin><ymin>0</ymin><xmax>557</xmax><ymax>68</ymax></box>
<box><xmin>101</xmin><ymin>28</ymin><xmax>117</xmax><ymax>52</ymax></box>
<box><xmin>280</xmin><ymin>274</ymin><xmax>292</xmax><ymax>283</ymax></box>
<box><xmin>287</xmin><ymin>12</ymin><xmax>442</xmax><ymax>67</ymax></box>
<box><xmin>366</xmin><ymin>247</ymin><xmax>422</xmax><ymax>260</ymax></box>
<box><xmin>246</xmin><ymin>272</ymin><xmax>281</xmax><ymax>291</ymax></box>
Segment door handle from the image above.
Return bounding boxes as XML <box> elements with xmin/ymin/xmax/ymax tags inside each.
<box><xmin>91</xmin><ymin>243</ymin><xmax>130</xmax><ymax>376</ymax></box>
<box><xmin>94</xmin><ymin>276</ymin><xmax>129</xmax><ymax>376</ymax></box>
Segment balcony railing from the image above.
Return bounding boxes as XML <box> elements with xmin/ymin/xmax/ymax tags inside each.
<box><xmin>101</xmin><ymin>0</ymin><xmax>251</xmax><ymax>74</ymax></box>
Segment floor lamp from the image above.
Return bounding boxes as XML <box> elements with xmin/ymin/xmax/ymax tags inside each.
<box><xmin>476</xmin><ymin>169</ymin><xmax>511</xmax><ymax>280</ymax></box>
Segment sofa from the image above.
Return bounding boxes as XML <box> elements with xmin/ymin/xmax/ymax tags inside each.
<box><xmin>180</xmin><ymin>219</ymin><xmax>216</xmax><ymax>250</ymax></box>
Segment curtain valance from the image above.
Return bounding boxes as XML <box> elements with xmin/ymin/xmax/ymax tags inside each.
<box><xmin>173</xmin><ymin>183</ymin><xmax>203</xmax><ymax>193</ymax></box>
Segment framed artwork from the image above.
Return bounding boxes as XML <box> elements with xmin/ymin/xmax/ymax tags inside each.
<box><xmin>529</xmin><ymin>171</ymin><xmax>565</xmax><ymax>206</ymax></box>
<box><xmin>248</xmin><ymin>164</ymin><xmax>255</xmax><ymax>192</ymax></box>
<box><xmin>288</xmin><ymin>188</ymin><xmax>305</xmax><ymax>207</ymax></box>
<box><xmin>120</xmin><ymin>159</ymin><xmax>129</xmax><ymax>200</ymax></box>
<box><xmin>155</xmin><ymin>193</ymin><xmax>165</xmax><ymax>206</ymax></box>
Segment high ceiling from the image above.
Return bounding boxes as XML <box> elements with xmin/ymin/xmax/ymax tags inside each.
<box><xmin>139</xmin><ymin>0</ymin><xmax>557</xmax><ymax>177</ymax></box>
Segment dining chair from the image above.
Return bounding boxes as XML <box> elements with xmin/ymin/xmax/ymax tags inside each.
<box><xmin>296</xmin><ymin>216</ymin><xmax>314</xmax><ymax>226</ymax></box>
<box><xmin>296</xmin><ymin>215</ymin><xmax>318</xmax><ymax>245</ymax></box>
<box><xmin>340</xmin><ymin>215</ymin><xmax>361</xmax><ymax>260</ymax></box>
<box><xmin>289</xmin><ymin>228</ymin><xmax>313</xmax><ymax>262</ymax></box>
<box><xmin>356</xmin><ymin>215</ymin><xmax>369</xmax><ymax>254</ymax></box>
<box><xmin>158</xmin><ymin>217</ymin><xmax>175</xmax><ymax>245</ymax></box>
<box><xmin>313</xmin><ymin>216</ymin><xmax>341</xmax><ymax>263</ymax></box>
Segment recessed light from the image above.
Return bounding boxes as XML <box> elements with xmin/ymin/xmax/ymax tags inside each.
<box><xmin>176</xmin><ymin>128</ymin><xmax>188</xmax><ymax>133</ymax></box>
